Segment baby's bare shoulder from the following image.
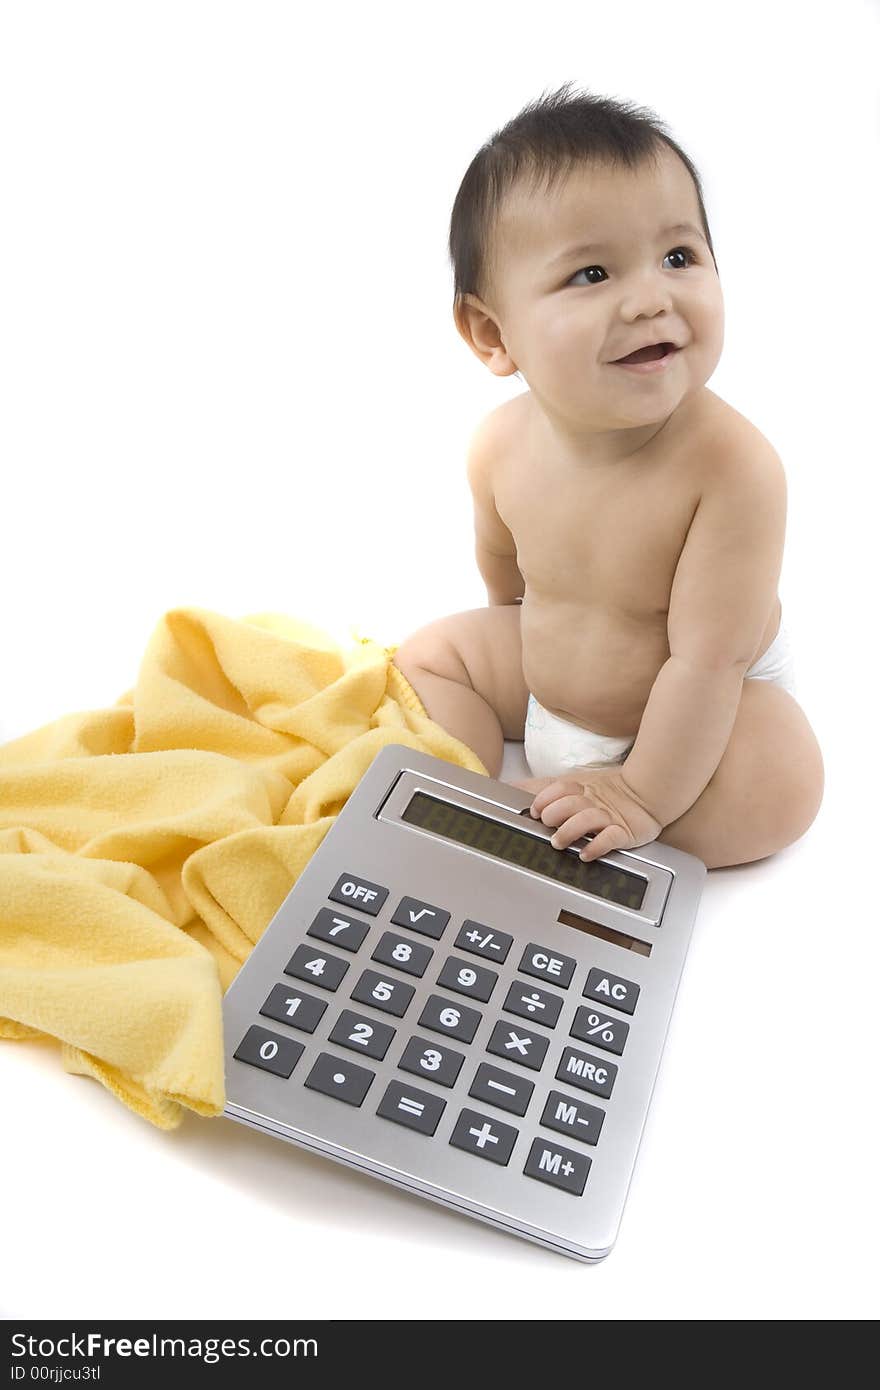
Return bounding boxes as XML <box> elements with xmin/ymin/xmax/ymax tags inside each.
<box><xmin>686</xmin><ymin>390</ymin><xmax>785</xmax><ymax>493</ymax></box>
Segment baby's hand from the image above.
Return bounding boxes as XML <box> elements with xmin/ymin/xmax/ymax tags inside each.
<box><xmin>527</xmin><ymin>767</ymin><xmax>663</xmax><ymax>862</ymax></box>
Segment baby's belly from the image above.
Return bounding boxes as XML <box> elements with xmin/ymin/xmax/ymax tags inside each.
<box><xmin>520</xmin><ymin>595</ymin><xmax>670</xmax><ymax>738</ymax></box>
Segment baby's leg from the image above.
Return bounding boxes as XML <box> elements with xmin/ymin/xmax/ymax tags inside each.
<box><xmin>392</xmin><ymin>605</ymin><xmax>529</xmax><ymax>777</ymax></box>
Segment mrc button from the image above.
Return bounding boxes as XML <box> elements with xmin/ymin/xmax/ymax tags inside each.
<box><xmin>583</xmin><ymin>967</ymin><xmax>640</xmax><ymax>1015</ymax></box>
<box><xmin>519</xmin><ymin>943</ymin><xmax>576</xmax><ymax>988</ymax></box>
<box><xmin>556</xmin><ymin>1046</ymin><xmax>618</xmax><ymax>1099</ymax></box>
<box><xmin>328</xmin><ymin>874</ymin><xmax>389</xmax><ymax>917</ymax></box>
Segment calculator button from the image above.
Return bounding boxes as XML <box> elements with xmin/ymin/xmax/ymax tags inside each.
<box><xmin>307</xmin><ymin>908</ymin><xmax>370</xmax><ymax>953</ymax></box>
<box><xmin>377</xmin><ymin>1080</ymin><xmax>446</xmax><ymax>1136</ymax></box>
<box><xmin>371</xmin><ymin>931</ymin><xmax>434</xmax><ymax>978</ymax></box>
<box><xmin>454</xmin><ymin>920</ymin><xmax>512</xmax><ymax>963</ymax></box>
<box><xmin>233</xmin><ymin>1025</ymin><xmax>304</xmax><ymax>1078</ymax></box>
<box><xmin>556</xmin><ymin>1046</ymin><xmax>618</xmax><ymax>1099</ymax></box>
<box><xmin>259</xmin><ymin>983</ymin><xmax>327</xmax><ymax>1035</ymax></box>
<box><xmin>486</xmin><ymin>1021</ymin><xmax>549</xmax><ymax>1072</ymax></box>
<box><xmin>390</xmin><ymin>895</ymin><xmax>450</xmax><ymax>940</ymax></box>
<box><xmin>519</xmin><ymin>943</ymin><xmax>576</xmax><ymax>988</ymax></box>
<box><xmin>540</xmin><ymin>1090</ymin><xmax>606</xmax><ymax>1146</ymax></box>
<box><xmin>468</xmin><ymin>1063</ymin><xmax>534</xmax><ymax>1117</ymax></box>
<box><xmin>328</xmin><ymin>874</ymin><xmax>389</xmax><ymax>918</ymax></box>
<box><xmin>583</xmin><ymin>967</ymin><xmax>640</xmax><ymax>1016</ymax></box>
<box><xmin>503</xmin><ymin>980</ymin><xmax>563</xmax><ymax>1028</ymax></box>
<box><xmin>436</xmin><ymin>955</ymin><xmax>498</xmax><ymax>1003</ymax></box>
<box><xmin>350</xmin><ymin>969</ymin><xmax>415</xmax><ymax>1018</ymax></box>
<box><xmin>418</xmin><ymin>994</ymin><xmax>482</xmax><ymax>1044</ymax></box>
<box><xmin>524</xmin><ymin>1137</ymin><xmax>591</xmax><ymax>1195</ymax></box>
<box><xmin>328</xmin><ymin>1009</ymin><xmax>396</xmax><ymax>1060</ymax></box>
<box><xmin>398</xmin><ymin>1036</ymin><xmax>465</xmax><ymax>1088</ymax></box>
<box><xmin>304</xmin><ymin>1052</ymin><xmax>375</xmax><ymax>1106</ymax></box>
<box><xmin>285</xmin><ymin>945</ymin><xmax>350</xmax><ymax>992</ymax></box>
<box><xmin>570</xmin><ymin>1005</ymin><xmax>629</xmax><ymax>1055</ymax></box>
<box><xmin>449</xmin><ymin>1108</ymin><xmax>519</xmax><ymax>1166</ymax></box>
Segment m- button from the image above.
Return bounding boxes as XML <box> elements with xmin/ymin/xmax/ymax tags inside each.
<box><xmin>519</xmin><ymin>943</ymin><xmax>576</xmax><ymax>988</ymax></box>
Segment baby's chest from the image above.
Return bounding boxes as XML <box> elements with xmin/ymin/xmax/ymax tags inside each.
<box><xmin>497</xmin><ymin>468</ymin><xmax>698</xmax><ymax>617</ymax></box>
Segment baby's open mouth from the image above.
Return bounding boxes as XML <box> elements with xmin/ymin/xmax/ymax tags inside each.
<box><xmin>613</xmin><ymin>342</ymin><xmax>678</xmax><ymax>364</ymax></box>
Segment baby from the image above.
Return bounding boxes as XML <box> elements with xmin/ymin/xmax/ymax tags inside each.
<box><xmin>392</xmin><ymin>85</ymin><xmax>824</xmax><ymax>870</ymax></box>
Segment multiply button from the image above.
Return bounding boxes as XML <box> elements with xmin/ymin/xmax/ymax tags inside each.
<box><xmin>390</xmin><ymin>896</ymin><xmax>450</xmax><ymax>940</ymax></box>
<box><xmin>583</xmin><ymin>967</ymin><xmax>640</xmax><ymax>1016</ymax></box>
<box><xmin>454</xmin><ymin>921</ymin><xmax>512</xmax><ymax>963</ymax></box>
<box><xmin>487</xmin><ymin>1021</ymin><xmax>549</xmax><ymax>1072</ymax></box>
<box><xmin>519</xmin><ymin>943</ymin><xmax>576</xmax><ymax>988</ymax></box>
<box><xmin>328</xmin><ymin>874</ymin><xmax>388</xmax><ymax>918</ymax></box>
<box><xmin>449</xmin><ymin>1108</ymin><xmax>518</xmax><ymax>1166</ymax></box>
<box><xmin>524</xmin><ymin>1138</ymin><xmax>591</xmax><ymax>1196</ymax></box>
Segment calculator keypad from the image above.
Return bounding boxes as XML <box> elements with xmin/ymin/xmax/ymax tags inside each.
<box><xmin>351</xmin><ymin>969</ymin><xmax>415</xmax><ymax>1017</ymax></box>
<box><xmin>304</xmin><ymin>1051</ymin><xmax>375</xmax><ymax>1105</ymax></box>
<box><xmin>371</xmin><ymin>931</ymin><xmax>434</xmax><ymax>977</ymax></box>
<box><xmin>328</xmin><ymin>1009</ymin><xmax>396</xmax><ymax>1060</ymax></box>
<box><xmin>285</xmin><ymin>945</ymin><xmax>349</xmax><ymax>992</ymax></box>
<box><xmin>435</xmin><ymin>955</ymin><xmax>498</xmax><ymax>1002</ymax></box>
<box><xmin>233</xmin><ymin>868</ymin><xmax>647</xmax><ymax>1206</ymax></box>
<box><xmin>503</xmin><ymin>980</ymin><xmax>563</xmax><ymax>1028</ymax></box>
<box><xmin>487</xmin><ymin>1020</ymin><xmax>550</xmax><ymax>1072</ymax></box>
<box><xmin>377</xmin><ymin>1080</ymin><xmax>446</xmax><ymax>1135</ymax></box>
<box><xmin>450</xmin><ymin>1108</ymin><xmax>518</xmax><ymax>1165</ymax></box>
<box><xmin>398</xmin><ymin>1036</ymin><xmax>465</xmax><ymax>1087</ymax></box>
<box><xmin>260</xmin><ymin>984</ymin><xmax>327</xmax><ymax>1035</ymax></box>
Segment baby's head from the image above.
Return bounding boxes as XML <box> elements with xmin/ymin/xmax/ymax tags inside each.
<box><xmin>450</xmin><ymin>83</ymin><xmax>724</xmax><ymax>436</ymax></box>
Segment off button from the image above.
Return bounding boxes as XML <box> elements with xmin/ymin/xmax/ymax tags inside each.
<box><xmin>328</xmin><ymin>873</ymin><xmax>389</xmax><ymax>917</ymax></box>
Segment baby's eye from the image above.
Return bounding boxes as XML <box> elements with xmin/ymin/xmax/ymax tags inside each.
<box><xmin>568</xmin><ymin>245</ymin><xmax>697</xmax><ymax>286</ymax></box>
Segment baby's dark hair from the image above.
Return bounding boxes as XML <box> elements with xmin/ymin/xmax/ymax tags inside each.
<box><xmin>449</xmin><ymin>81</ymin><xmax>718</xmax><ymax>327</ymax></box>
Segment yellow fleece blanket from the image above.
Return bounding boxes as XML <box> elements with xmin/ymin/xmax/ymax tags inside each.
<box><xmin>0</xmin><ymin>607</ymin><xmax>486</xmax><ymax>1130</ymax></box>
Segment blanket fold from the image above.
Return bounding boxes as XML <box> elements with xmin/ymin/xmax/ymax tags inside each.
<box><xmin>0</xmin><ymin>607</ymin><xmax>486</xmax><ymax>1129</ymax></box>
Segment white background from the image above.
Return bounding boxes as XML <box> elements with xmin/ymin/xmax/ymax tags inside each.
<box><xmin>1</xmin><ymin>0</ymin><xmax>878</xmax><ymax>1321</ymax></box>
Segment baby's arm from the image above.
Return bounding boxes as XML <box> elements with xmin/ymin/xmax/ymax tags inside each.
<box><xmin>466</xmin><ymin>410</ymin><xmax>525</xmax><ymax>607</ymax></box>
<box><xmin>620</xmin><ymin>438</ymin><xmax>787</xmax><ymax>827</ymax></box>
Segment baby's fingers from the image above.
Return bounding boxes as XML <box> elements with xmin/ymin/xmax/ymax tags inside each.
<box><xmin>529</xmin><ymin>778</ymin><xmax>584</xmax><ymax>818</ymax></box>
<box><xmin>547</xmin><ymin>806</ymin><xmax>609</xmax><ymax>852</ymax></box>
<box><xmin>578</xmin><ymin>823</ymin><xmax>632</xmax><ymax>862</ymax></box>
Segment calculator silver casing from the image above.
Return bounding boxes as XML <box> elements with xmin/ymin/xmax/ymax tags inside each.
<box><xmin>222</xmin><ymin>742</ymin><xmax>706</xmax><ymax>1263</ymax></box>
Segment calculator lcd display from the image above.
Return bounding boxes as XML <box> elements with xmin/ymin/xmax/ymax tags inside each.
<box><xmin>400</xmin><ymin>791</ymin><xmax>647</xmax><ymax>912</ymax></box>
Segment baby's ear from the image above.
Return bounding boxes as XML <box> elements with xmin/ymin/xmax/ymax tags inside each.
<box><xmin>454</xmin><ymin>296</ymin><xmax>519</xmax><ymax>378</ymax></box>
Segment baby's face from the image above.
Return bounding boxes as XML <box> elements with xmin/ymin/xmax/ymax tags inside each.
<box><xmin>482</xmin><ymin>147</ymin><xmax>724</xmax><ymax>429</ymax></box>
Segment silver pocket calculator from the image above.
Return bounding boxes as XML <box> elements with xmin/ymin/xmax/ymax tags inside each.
<box><xmin>222</xmin><ymin>743</ymin><xmax>705</xmax><ymax>1262</ymax></box>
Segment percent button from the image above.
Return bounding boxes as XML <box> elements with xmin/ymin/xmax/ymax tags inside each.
<box><xmin>570</xmin><ymin>1005</ymin><xmax>629</xmax><ymax>1056</ymax></box>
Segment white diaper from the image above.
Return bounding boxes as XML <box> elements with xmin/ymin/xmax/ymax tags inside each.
<box><xmin>523</xmin><ymin>617</ymin><xmax>797</xmax><ymax>779</ymax></box>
